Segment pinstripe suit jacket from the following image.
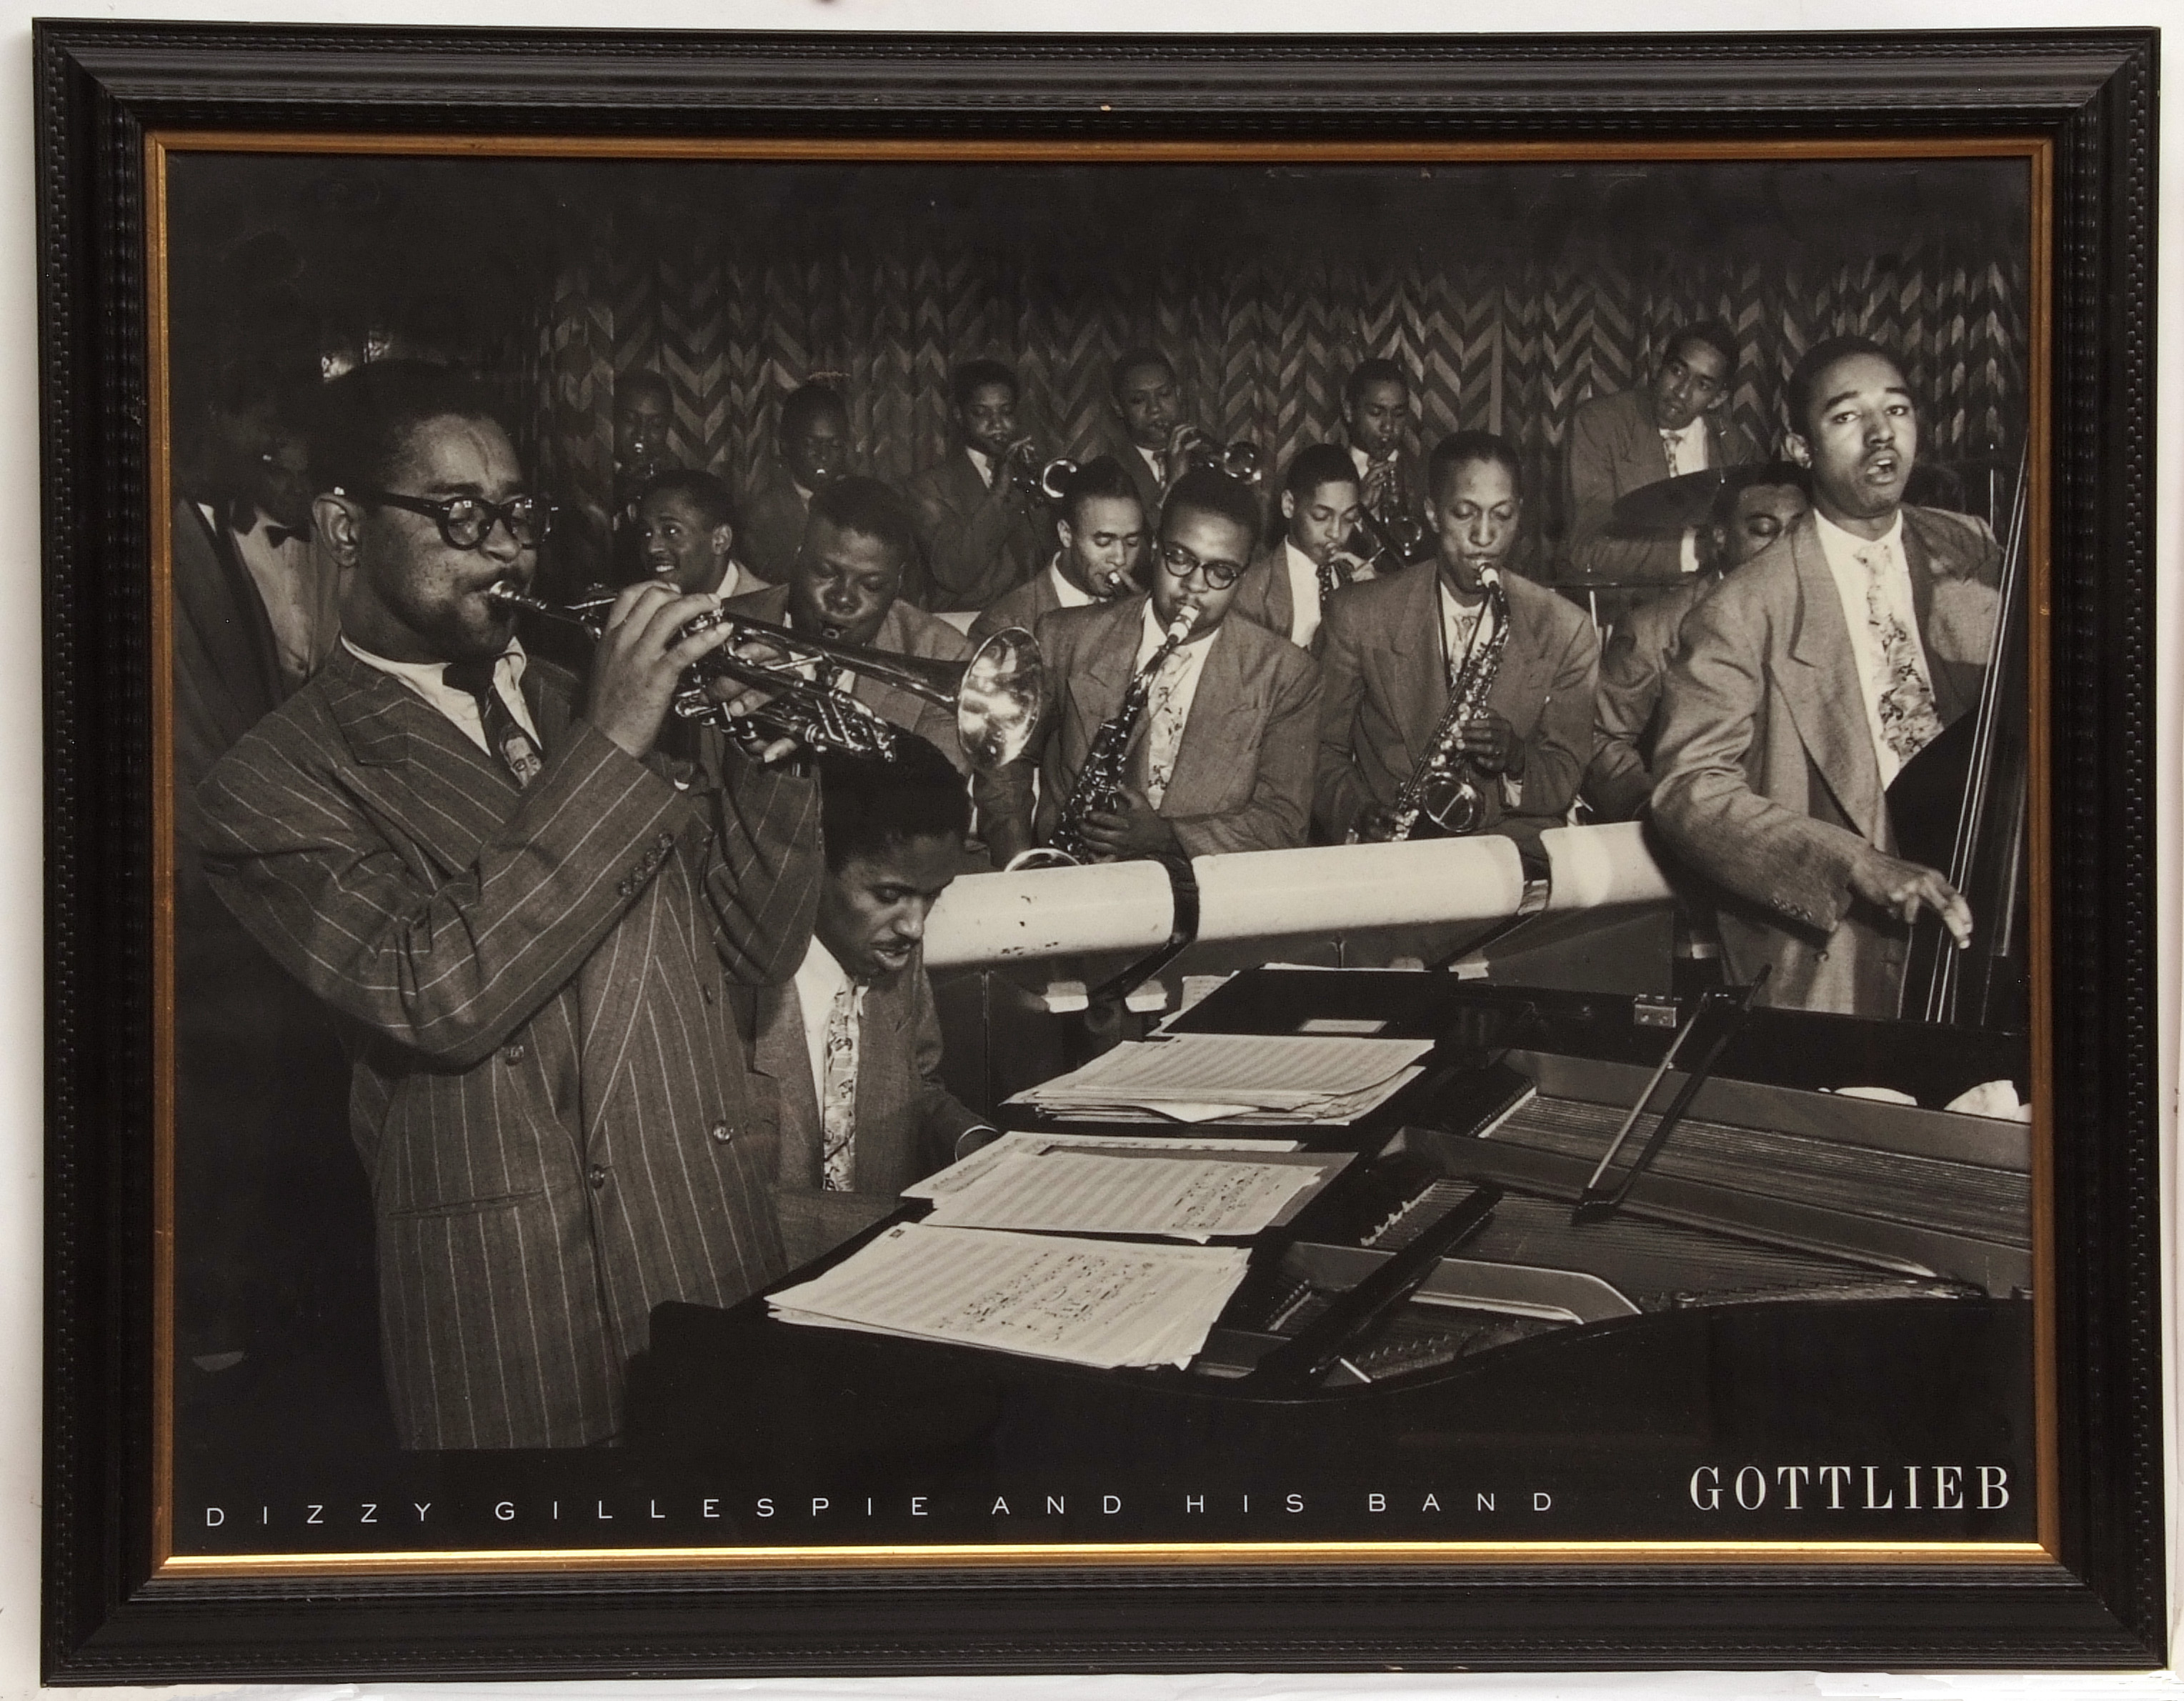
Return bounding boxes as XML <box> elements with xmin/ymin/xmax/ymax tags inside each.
<box><xmin>196</xmin><ymin>644</ymin><xmax>823</xmax><ymax>1449</ymax></box>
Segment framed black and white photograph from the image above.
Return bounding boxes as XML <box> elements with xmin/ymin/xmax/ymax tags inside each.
<box><xmin>35</xmin><ymin>21</ymin><xmax>2164</xmax><ymax>1682</ymax></box>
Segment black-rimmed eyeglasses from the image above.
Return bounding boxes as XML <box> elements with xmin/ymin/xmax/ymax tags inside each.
<box><xmin>1157</xmin><ymin>542</ymin><xmax>1245</xmax><ymax>589</ymax></box>
<box><xmin>339</xmin><ymin>488</ymin><xmax>555</xmax><ymax>551</ymax></box>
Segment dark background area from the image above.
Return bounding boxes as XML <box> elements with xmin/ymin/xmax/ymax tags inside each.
<box><xmin>167</xmin><ymin>154</ymin><xmax>2030</xmax><ymax>578</ymax></box>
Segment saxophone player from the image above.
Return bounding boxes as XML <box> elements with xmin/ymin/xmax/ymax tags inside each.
<box><xmin>1315</xmin><ymin>432</ymin><xmax>1599</xmax><ymax>851</ymax></box>
<box><xmin>984</xmin><ymin>467</ymin><xmax>1322</xmax><ymax>865</ymax></box>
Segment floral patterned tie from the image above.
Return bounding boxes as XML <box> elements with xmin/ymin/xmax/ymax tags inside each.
<box><xmin>1142</xmin><ymin>647</ymin><xmax>1190</xmax><ymax>809</ymax></box>
<box><xmin>819</xmin><ymin>982</ymin><xmax>859</xmax><ymax>1192</ymax></box>
<box><xmin>1856</xmin><ymin>544</ymin><xmax>1944</xmax><ymax>764</ymax></box>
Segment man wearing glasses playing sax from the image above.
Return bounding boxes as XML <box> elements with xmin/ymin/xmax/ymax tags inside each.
<box><xmin>195</xmin><ymin>361</ymin><xmax>824</xmax><ymax>1452</ymax></box>
<box><xmin>986</xmin><ymin>467</ymin><xmax>1321</xmax><ymax>867</ymax></box>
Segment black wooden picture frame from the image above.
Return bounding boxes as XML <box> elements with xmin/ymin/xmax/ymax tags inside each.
<box><xmin>37</xmin><ymin>23</ymin><xmax>2162</xmax><ymax>1680</ymax></box>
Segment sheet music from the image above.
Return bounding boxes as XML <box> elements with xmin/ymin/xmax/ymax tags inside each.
<box><xmin>918</xmin><ymin>1149</ymin><xmax>1337</xmax><ymax>1242</ymax></box>
<box><xmin>767</xmin><ymin>1223</ymin><xmax>1251</xmax><ymax>1369</ymax></box>
<box><xmin>1008</xmin><ymin>1033</ymin><xmax>1433</xmax><ymax>1122</ymax></box>
<box><xmin>904</xmin><ymin>1129</ymin><xmax>1303</xmax><ymax>1202</ymax></box>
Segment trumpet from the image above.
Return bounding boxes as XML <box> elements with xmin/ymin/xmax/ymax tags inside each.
<box><xmin>1181</xmin><ymin>436</ymin><xmax>1267</xmax><ymax>486</ymax></box>
<box><xmin>487</xmin><ymin>582</ymin><xmax>1044</xmax><ymax>772</ymax></box>
<box><xmin>1009</xmin><ymin>447</ymin><xmax>1079</xmax><ymax>505</ymax></box>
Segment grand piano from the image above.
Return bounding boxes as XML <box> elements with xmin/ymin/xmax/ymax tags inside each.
<box><xmin>629</xmin><ymin>964</ymin><xmax>2035</xmax><ymax>1546</ymax></box>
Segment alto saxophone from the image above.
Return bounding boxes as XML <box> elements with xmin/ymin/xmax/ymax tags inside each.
<box><xmin>1382</xmin><ymin>565</ymin><xmax>1512</xmax><ymax>841</ymax></box>
<box><xmin>1009</xmin><ymin>606</ymin><xmax>1197</xmax><ymax>869</ymax></box>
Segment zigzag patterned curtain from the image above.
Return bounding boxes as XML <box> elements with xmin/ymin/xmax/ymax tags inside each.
<box><xmin>526</xmin><ymin>174</ymin><xmax>2027</xmax><ymax>576</ymax></box>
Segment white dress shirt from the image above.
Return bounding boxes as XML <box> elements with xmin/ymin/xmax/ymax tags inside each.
<box><xmin>1046</xmin><ymin>556</ymin><xmax>1096</xmax><ymax>610</ymax></box>
<box><xmin>341</xmin><ymin>636</ymin><xmax>544</xmax><ymax>754</ymax></box>
<box><xmin>204</xmin><ymin>502</ymin><xmax>336</xmax><ymax>690</ymax></box>
<box><xmin>1812</xmin><ymin>509</ymin><xmax>1933</xmax><ymax>788</ymax></box>
<box><xmin>1136</xmin><ymin>444</ymin><xmax>1167</xmax><ymax>494</ymax></box>
<box><xmin>792</xmin><ymin>933</ymin><xmax>865</xmax><ymax>1114</ymax></box>
<box><xmin>966</xmin><ymin>444</ymin><xmax>996</xmax><ymax>489</ymax></box>
<box><xmin>1282</xmin><ymin>540</ymin><xmax>1327</xmax><ymax>649</ymax></box>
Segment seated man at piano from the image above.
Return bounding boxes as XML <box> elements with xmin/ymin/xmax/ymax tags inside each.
<box><xmin>1583</xmin><ymin>461</ymin><xmax>1810</xmax><ymax>822</ymax></box>
<box><xmin>969</xmin><ymin>454</ymin><xmax>1147</xmax><ymax>646</ymax></box>
<box><xmin>1650</xmin><ymin>334</ymin><xmax>2002</xmax><ymax>1016</ymax></box>
<box><xmin>1232</xmin><ymin>443</ymin><xmax>1372</xmax><ymax>652</ymax></box>
<box><xmin>724</xmin><ymin>474</ymin><xmax>977</xmax><ymax>776</ymax></box>
<box><xmin>1562</xmin><ymin>321</ymin><xmax>1752</xmax><ymax>589</ymax></box>
<box><xmin>984</xmin><ymin>467</ymin><xmax>1322</xmax><ymax>867</ymax></box>
<box><xmin>751</xmin><ymin>737</ymin><xmax>995</xmax><ymax>1269</ymax></box>
<box><xmin>1315</xmin><ymin>431</ymin><xmax>1598</xmax><ymax>852</ymax></box>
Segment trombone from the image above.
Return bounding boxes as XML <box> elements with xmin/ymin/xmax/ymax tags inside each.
<box><xmin>488</xmin><ymin>582</ymin><xmax>1044</xmax><ymax>772</ymax></box>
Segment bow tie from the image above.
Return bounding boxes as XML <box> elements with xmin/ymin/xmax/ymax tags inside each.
<box><xmin>263</xmin><ymin>523</ymin><xmax>311</xmax><ymax>549</ymax></box>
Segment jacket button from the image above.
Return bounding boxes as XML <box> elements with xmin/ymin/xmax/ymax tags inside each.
<box><xmin>503</xmin><ymin>1042</ymin><xmax>526</xmax><ymax>1065</ymax></box>
<box><xmin>709</xmin><ymin>1122</ymin><xmax>733</xmax><ymax>1145</ymax></box>
<box><xmin>587</xmin><ymin>1163</ymin><xmax>609</xmax><ymax>1189</ymax></box>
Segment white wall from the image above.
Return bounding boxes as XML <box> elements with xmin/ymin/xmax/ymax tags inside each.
<box><xmin>0</xmin><ymin>3</ymin><xmax>2173</xmax><ymax>1698</ymax></box>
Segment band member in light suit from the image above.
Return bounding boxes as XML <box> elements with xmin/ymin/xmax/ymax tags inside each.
<box><xmin>986</xmin><ymin>467</ymin><xmax>1321</xmax><ymax>866</ymax></box>
<box><xmin>903</xmin><ymin>359</ymin><xmax>1047</xmax><ymax>613</ymax></box>
<box><xmin>753</xmin><ymin>739</ymin><xmax>995</xmax><ymax>1269</ymax></box>
<box><xmin>195</xmin><ymin>362</ymin><xmax>824</xmax><ymax>1450</ymax></box>
<box><xmin>1582</xmin><ymin>462</ymin><xmax>1809</xmax><ymax>822</ymax></box>
<box><xmin>1233</xmin><ymin>443</ymin><xmax>1372</xmax><ymax>651</ymax></box>
<box><xmin>1652</xmin><ymin>336</ymin><xmax>2000</xmax><ymax>1016</ymax></box>
<box><xmin>1315</xmin><ymin>432</ymin><xmax>1599</xmax><ymax>849</ymax></box>
<box><xmin>970</xmin><ymin>454</ymin><xmax>1147</xmax><ymax>645</ymax></box>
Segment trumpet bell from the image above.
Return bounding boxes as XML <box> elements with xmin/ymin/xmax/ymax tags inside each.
<box><xmin>956</xmin><ymin>627</ymin><xmax>1045</xmax><ymax>770</ymax></box>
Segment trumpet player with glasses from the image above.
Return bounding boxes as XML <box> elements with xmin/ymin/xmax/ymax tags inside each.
<box><xmin>194</xmin><ymin>361</ymin><xmax>827</xmax><ymax>1451</ymax></box>
<box><xmin>1235</xmin><ymin>443</ymin><xmax>1375</xmax><ymax>650</ymax></box>
<box><xmin>904</xmin><ymin>358</ymin><xmax>1048</xmax><ymax>614</ymax></box>
<box><xmin>987</xmin><ymin>467</ymin><xmax>1320</xmax><ymax>867</ymax></box>
<box><xmin>1315</xmin><ymin>431</ymin><xmax>1597</xmax><ymax>853</ymax></box>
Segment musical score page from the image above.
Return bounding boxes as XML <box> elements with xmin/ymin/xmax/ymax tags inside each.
<box><xmin>1008</xmin><ymin>1032</ymin><xmax>1434</xmax><ymax>1123</ymax></box>
<box><xmin>767</xmin><ymin>1223</ymin><xmax>1251</xmax><ymax>1369</ymax></box>
<box><xmin>918</xmin><ymin>1149</ymin><xmax>1337</xmax><ymax>1242</ymax></box>
<box><xmin>904</xmin><ymin>1129</ymin><xmax>1304</xmax><ymax>1202</ymax></box>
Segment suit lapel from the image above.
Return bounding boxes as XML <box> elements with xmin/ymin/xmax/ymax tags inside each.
<box><xmin>1163</xmin><ymin>624</ymin><xmax>1257</xmax><ymax>814</ymax></box>
<box><xmin>1780</xmin><ymin>521</ymin><xmax>1886</xmax><ymax>842</ymax></box>
<box><xmin>1385</xmin><ymin>565</ymin><xmax>1447</xmax><ymax>764</ymax></box>
<box><xmin>851</xmin><ymin>972</ymin><xmax>915</xmax><ymax>1193</ymax></box>
<box><xmin>319</xmin><ymin>646</ymin><xmax>527</xmax><ymax>877</ymax></box>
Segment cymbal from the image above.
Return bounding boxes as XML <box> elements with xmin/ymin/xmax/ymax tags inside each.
<box><xmin>1607</xmin><ymin>468</ymin><xmax>1727</xmax><ymax>536</ymax></box>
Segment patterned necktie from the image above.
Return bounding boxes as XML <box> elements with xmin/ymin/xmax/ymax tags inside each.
<box><xmin>819</xmin><ymin>982</ymin><xmax>859</xmax><ymax>1192</ymax></box>
<box><xmin>1660</xmin><ymin>426</ymin><xmax>1695</xmax><ymax>477</ymax></box>
<box><xmin>1445</xmin><ymin>606</ymin><xmax>1482</xmax><ymax>689</ymax></box>
<box><xmin>1855</xmin><ymin>544</ymin><xmax>1944</xmax><ymax>764</ymax></box>
<box><xmin>442</xmin><ymin>658</ymin><xmax>544</xmax><ymax>787</ymax></box>
<box><xmin>1142</xmin><ymin>646</ymin><xmax>1191</xmax><ymax>809</ymax></box>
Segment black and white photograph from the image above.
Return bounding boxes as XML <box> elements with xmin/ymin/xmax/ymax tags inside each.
<box><xmin>151</xmin><ymin>135</ymin><xmax>2049</xmax><ymax>1565</ymax></box>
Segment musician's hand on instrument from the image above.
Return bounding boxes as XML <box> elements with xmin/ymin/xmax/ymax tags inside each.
<box><xmin>587</xmin><ymin>587</ymin><xmax>732</xmax><ymax>760</ymax></box>
<box><xmin>1460</xmin><ymin>712</ymin><xmax>1518</xmax><ymax>775</ymax></box>
<box><xmin>1351</xmin><ymin>804</ymin><xmax>1403</xmax><ymax>844</ymax></box>
<box><xmin>1359</xmin><ymin>458</ymin><xmax>1397</xmax><ymax>508</ymax></box>
<box><xmin>1080</xmin><ymin>788</ymin><xmax>1180</xmax><ymax>859</ymax></box>
<box><xmin>1163</xmin><ymin>423</ymin><xmax>1207</xmax><ymax>486</ymax></box>
<box><xmin>1848</xmin><ymin>849</ymin><xmax>1975</xmax><ymax>946</ymax></box>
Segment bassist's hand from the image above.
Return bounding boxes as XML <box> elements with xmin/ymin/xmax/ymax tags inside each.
<box><xmin>1848</xmin><ymin>848</ymin><xmax>1973</xmax><ymax>946</ymax></box>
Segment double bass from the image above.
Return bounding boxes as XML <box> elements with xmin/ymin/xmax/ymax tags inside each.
<box><xmin>1885</xmin><ymin>455</ymin><xmax>2032</xmax><ymax>1031</ymax></box>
